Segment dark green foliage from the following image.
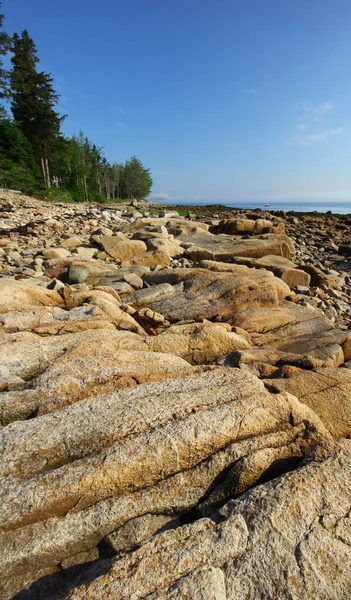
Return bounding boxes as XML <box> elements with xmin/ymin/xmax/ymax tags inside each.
<box><xmin>0</xmin><ymin>158</ymin><xmax>37</xmax><ymax>192</ymax></box>
<box><xmin>0</xmin><ymin>117</ymin><xmax>37</xmax><ymax>167</ymax></box>
<box><xmin>0</xmin><ymin>117</ymin><xmax>40</xmax><ymax>191</ymax></box>
<box><xmin>0</xmin><ymin>5</ymin><xmax>153</xmax><ymax>201</ymax></box>
<box><xmin>0</xmin><ymin>1</ymin><xmax>10</xmax><ymax>115</ymax></box>
<box><xmin>10</xmin><ymin>30</ymin><xmax>65</xmax><ymax>187</ymax></box>
<box><xmin>122</xmin><ymin>156</ymin><xmax>153</xmax><ymax>199</ymax></box>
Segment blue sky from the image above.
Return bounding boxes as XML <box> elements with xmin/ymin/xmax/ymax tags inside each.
<box><xmin>3</xmin><ymin>0</ymin><xmax>351</xmax><ymax>203</ymax></box>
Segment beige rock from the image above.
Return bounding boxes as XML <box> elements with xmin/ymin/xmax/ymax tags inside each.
<box><xmin>149</xmin><ymin>322</ymin><xmax>251</xmax><ymax>364</ymax></box>
<box><xmin>0</xmin><ymin>343</ymin><xmax>193</xmax><ymax>424</ymax></box>
<box><xmin>61</xmin><ymin>236</ymin><xmax>83</xmax><ymax>249</ymax></box>
<box><xmin>73</xmin><ymin>246</ymin><xmax>97</xmax><ymax>259</ymax></box>
<box><xmin>105</xmin><ymin>514</ymin><xmax>174</xmax><ymax>554</ymax></box>
<box><xmin>122</xmin><ymin>248</ymin><xmax>172</xmax><ymax>268</ymax></box>
<box><xmin>67</xmin><ymin>259</ymin><xmax>121</xmax><ymax>285</ymax></box>
<box><xmin>268</xmin><ymin>366</ymin><xmax>351</xmax><ymax>437</ymax></box>
<box><xmin>124</xmin><ymin>283</ymin><xmax>176</xmax><ymax>307</ymax></box>
<box><xmin>57</xmin><ymin>441</ymin><xmax>351</xmax><ymax>600</ymax></box>
<box><xmin>0</xmin><ymin>369</ymin><xmax>330</xmax><ymax>598</ymax></box>
<box><xmin>123</xmin><ymin>272</ymin><xmax>143</xmax><ymax>289</ymax></box>
<box><xmin>146</xmin><ymin>236</ymin><xmax>184</xmax><ymax>257</ymax></box>
<box><xmin>231</xmin><ymin>302</ymin><xmax>351</xmax><ymax>368</ymax></box>
<box><xmin>94</xmin><ymin>235</ymin><xmax>147</xmax><ymax>261</ymax></box>
<box><xmin>149</xmin><ymin>270</ymin><xmax>290</xmax><ymax>323</ymax></box>
<box><xmin>253</xmin><ymin>254</ymin><xmax>311</xmax><ymax>288</ymax></box>
<box><xmin>183</xmin><ymin>233</ymin><xmax>294</xmax><ymax>262</ymax></box>
<box><xmin>42</xmin><ymin>247</ymin><xmax>71</xmax><ymax>259</ymax></box>
<box><xmin>213</xmin><ymin>217</ymin><xmax>278</xmax><ymax>236</ymax></box>
<box><xmin>0</xmin><ymin>279</ymin><xmax>64</xmax><ymax>313</ymax></box>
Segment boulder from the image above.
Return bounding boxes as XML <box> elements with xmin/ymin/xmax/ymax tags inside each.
<box><xmin>67</xmin><ymin>260</ymin><xmax>121</xmax><ymax>285</ymax></box>
<box><xmin>149</xmin><ymin>322</ymin><xmax>251</xmax><ymax>364</ymax></box>
<box><xmin>231</xmin><ymin>302</ymin><xmax>351</xmax><ymax>367</ymax></box>
<box><xmin>0</xmin><ymin>279</ymin><xmax>64</xmax><ymax>313</ymax></box>
<box><xmin>182</xmin><ymin>233</ymin><xmax>294</xmax><ymax>263</ymax></box>
<box><xmin>42</xmin><ymin>247</ymin><xmax>71</xmax><ymax>259</ymax></box>
<box><xmin>30</xmin><ymin>440</ymin><xmax>351</xmax><ymax>600</ymax></box>
<box><xmin>0</xmin><ymin>369</ymin><xmax>330</xmax><ymax>599</ymax></box>
<box><xmin>149</xmin><ymin>270</ymin><xmax>290</xmax><ymax>323</ymax></box>
<box><xmin>121</xmin><ymin>247</ymin><xmax>172</xmax><ymax>268</ymax></box>
<box><xmin>0</xmin><ymin>342</ymin><xmax>193</xmax><ymax>424</ymax></box>
<box><xmin>253</xmin><ymin>255</ymin><xmax>311</xmax><ymax>288</ymax></box>
<box><xmin>267</xmin><ymin>366</ymin><xmax>351</xmax><ymax>437</ymax></box>
<box><xmin>92</xmin><ymin>235</ymin><xmax>147</xmax><ymax>261</ymax></box>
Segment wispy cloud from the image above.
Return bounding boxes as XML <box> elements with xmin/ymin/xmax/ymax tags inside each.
<box><xmin>314</xmin><ymin>101</ymin><xmax>333</xmax><ymax>121</ymax></box>
<box><xmin>288</xmin><ymin>100</ymin><xmax>341</xmax><ymax>146</ymax></box>
<box><xmin>74</xmin><ymin>87</ymin><xmax>94</xmax><ymax>100</ymax></box>
<box><xmin>248</xmin><ymin>89</ymin><xmax>258</xmax><ymax>95</ymax></box>
<box><xmin>111</xmin><ymin>105</ymin><xmax>125</xmax><ymax>114</ymax></box>
<box><xmin>301</xmin><ymin>127</ymin><xmax>343</xmax><ymax>146</ymax></box>
<box><xmin>150</xmin><ymin>192</ymin><xmax>170</xmax><ymax>200</ymax></box>
<box><xmin>115</xmin><ymin>121</ymin><xmax>124</xmax><ymax>126</ymax></box>
<box><xmin>149</xmin><ymin>193</ymin><xmax>186</xmax><ymax>201</ymax></box>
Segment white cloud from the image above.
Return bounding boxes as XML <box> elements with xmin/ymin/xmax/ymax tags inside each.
<box><xmin>298</xmin><ymin>123</ymin><xmax>307</xmax><ymax>130</ymax></box>
<box><xmin>248</xmin><ymin>89</ymin><xmax>258</xmax><ymax>95</ymax></box>
<box><xmin>301</xmin><ymin>127</ymin><xmax>343</xmax><ymax>146</ymax></box>
<box><xmin>314</xmin><ymin>101</ymin><xmax>333</xmax><ymax>121</ymax></box>
<box><xmin>150</xmin><ymin>193</ymin><xmax>170</xmax><ymax>200</ymax></box>
<box><xmin>111</xmin><ymin>105</ymin><xmax>125</xmax><ymax>114</ymax></box>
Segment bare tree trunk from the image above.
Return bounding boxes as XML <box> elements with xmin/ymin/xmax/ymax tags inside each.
<box><xmin>45</xmin><ymin>158</ymin><xmax>51</xmax><ymax>188</ymax></box>
<box><xmin>40</xmin><ymin>157</ymin><xmax>47</xmax><ymax>187</ymax></box>
<box><xmin>83</xmin><ymin>175</ymin><xmax>88</xmax><ymax>202</ymax></box>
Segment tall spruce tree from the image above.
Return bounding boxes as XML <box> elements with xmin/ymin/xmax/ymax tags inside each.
<box><xmin>123</xmin><ymin>156</ymin><xmax>153</xmax><ymax>199</ymax></box>
<box><xmin>10</xmin><ymin>30</ymin><xmax>64</xmax><ymax>187</ymax></box>
<box><xmin>0</xmin><ymin>1</ymin><xmax>10</xmax><ymax>114</ymax></box>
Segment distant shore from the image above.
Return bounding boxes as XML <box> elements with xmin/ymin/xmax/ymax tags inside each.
<box><xmin>150</xmin><ymin>199</ymin><xmax>351</xmax><ymax>216</ymax></box>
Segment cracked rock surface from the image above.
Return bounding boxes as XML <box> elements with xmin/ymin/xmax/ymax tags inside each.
<box><xmin>1</xmin><ymin>191</ymin><xmax>351</xmax><ymax>599</ymax></box>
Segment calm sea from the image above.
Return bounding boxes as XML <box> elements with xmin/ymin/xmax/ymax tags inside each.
<box><xmin>153</xmin><ymin>200</ymin><xmax>351</xmax><ymax>215</ymax></box>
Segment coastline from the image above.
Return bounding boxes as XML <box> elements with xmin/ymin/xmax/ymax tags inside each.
<box><xmin>1</xmin><ymin>190</ymin><xmax>351</xmax><ymax>599</ymax></box>
<box><xmin>150</xmin><ymin>199</ymin><xmax>351</xmax><ymax>216</ymax></box>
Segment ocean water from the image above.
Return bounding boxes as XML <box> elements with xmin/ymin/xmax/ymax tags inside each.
<box><xmin>153</xmin><ymin>199</ymin><xmax>351</xmax><ymax>215</ymax></box>
<box><xmin>225</xmin><ymin>200</ymin><xmax>351</xmax><ymax>215</ymax></box>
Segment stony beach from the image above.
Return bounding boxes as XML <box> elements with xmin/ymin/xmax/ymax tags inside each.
<box><xmin>1</xmin><ymin>189</ymin><xmax>351</xmax><ymax>599</ymax></box>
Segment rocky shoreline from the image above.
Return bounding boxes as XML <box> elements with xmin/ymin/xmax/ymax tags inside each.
<box><xmin>1</xmin><ymin>189</ymin><xmax>351</xmax><ymax>599</ymax></box>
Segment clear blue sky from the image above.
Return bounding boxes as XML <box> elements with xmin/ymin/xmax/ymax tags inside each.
<box><xmin>3</xmin><ymin>0</ymin><xmax>351</xmax><ymax>203</ymax></box>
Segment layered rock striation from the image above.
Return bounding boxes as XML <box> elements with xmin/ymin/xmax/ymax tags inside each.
<box><xmin>1</xmin><ymin>191</ymin><xmax>351</xmax><ymax>599</ymax></box>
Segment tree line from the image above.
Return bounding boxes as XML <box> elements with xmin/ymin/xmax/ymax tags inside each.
<box><xmin>0</xmin><ymin>4</ymin><xmax>152</xmax><ymax>202</ymax></box>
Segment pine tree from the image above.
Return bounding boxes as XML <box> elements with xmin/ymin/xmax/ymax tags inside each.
<box><xmin>0</xmin><ymin>1</ymin><xmax>10</xmax><ymax>114</ymax></box>
<box><xmin>122</xmin><ymin>156</ymin><xmax>153</xmax><ymax>199</ymax></box>
<box><xmin>10</xmin><ymin>30</ymin><xmax>64</xmax><ymax>187</ymax></box>
<box><xmin>0</xmin><ymin>118</ymin><xmax>38</xmax><ymax>191</ymax></box>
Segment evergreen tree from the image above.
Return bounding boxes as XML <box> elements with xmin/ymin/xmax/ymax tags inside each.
<box><xmin>122</xmin><ymin>156</ymin><xmax>152</xmax><ymax>199</ymax></box>
<box><xmin>10</xmin><ymin>30</ymin><xmax>64</xmax><ymax>187</ymax></box>
<box><xmin>0</xmin><ymin>1</ymin><xmax>10</xmax><ymax>115</ymax></box>
<box><xmin>0</xmin><ymin>118</ymin><xmax>39</xmax><ymax>191</ymax></box>
<box><xmin>103</xmin><ymin>161</ymin><xmax>123</xmax><ymax>200</ymax></box>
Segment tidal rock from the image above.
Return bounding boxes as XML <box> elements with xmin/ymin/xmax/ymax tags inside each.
<box><xmin>147</xmin><ymin>270</ymin><xmax>290</xmax><ymax>323</ymax></box>
<box><xmin>268</xmin><ymin>366</ymin><xmax>351</xmax><ymax>436</ymax></box>
<box><xmin>0</xmin><ymin>279</ymin><xmax>64</xmax><ymax>313</ymax></box>
<box><xmin>0</xmin><ymin>369</ymin><xmax>329</xmax><ymax>598</ymax></box>
<box><xmin>48</xmin><ymin>440</ymin><xmax>351</xmax><ymax>600</ymax></box>
<box><xmin>92</xmin><ymin>234</ymin><xmax>147</xmax><ymax>261</ymax></box>
<box><xmin>149</xmin><ymin>322</ymin><xmax>251</xmax><ymax>364</ymax></box>
<box><xmin>184</xmin><ymin>234</ymin><xmax>294</xmax><ymax>263</ymax></box>
<box><xmin>0</xmin><ymin>330</ymin><xmax>194</xmax><ymax>423</ymax></box>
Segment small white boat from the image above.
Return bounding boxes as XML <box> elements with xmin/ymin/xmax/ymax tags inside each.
<box><xmin>264</xmin><ymin>203</ymin><xmax>270</xmax><ymax>207</ymax></box>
